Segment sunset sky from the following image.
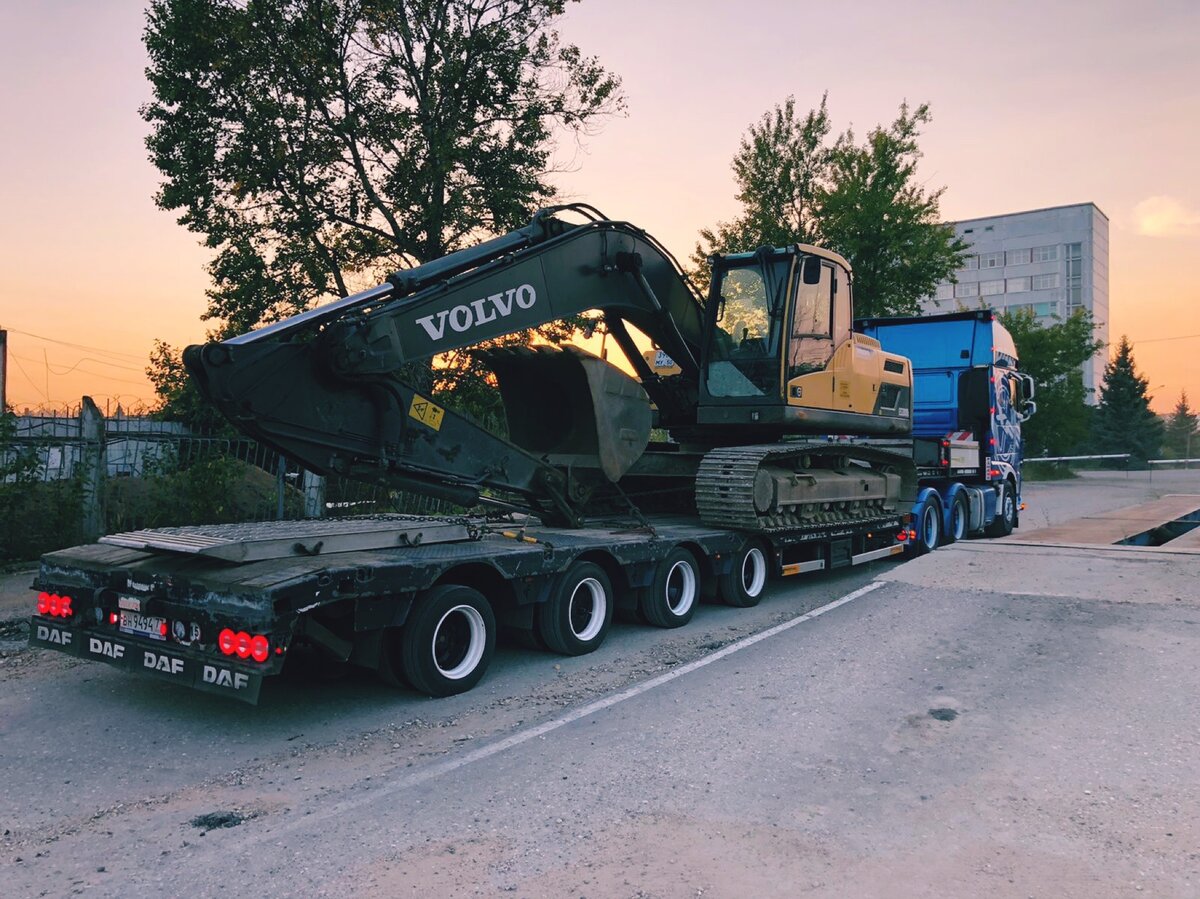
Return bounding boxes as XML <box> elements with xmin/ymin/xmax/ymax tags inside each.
<box><xmin>1</xmin><ymin>0</ymin><xmax>1197</xmax><ymax>414</ymax></box>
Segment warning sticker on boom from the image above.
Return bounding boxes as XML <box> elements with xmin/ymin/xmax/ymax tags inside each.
<box><xmin>408</xmin><ymin>394</ymin><xmax>445</xmax><ymax>431</ymax></box>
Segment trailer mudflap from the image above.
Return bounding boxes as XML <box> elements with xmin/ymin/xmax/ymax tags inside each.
<box><xmin>29</xmin><ymin>618</ymin><xmax>264</xmax><ymax>704</ymax></box>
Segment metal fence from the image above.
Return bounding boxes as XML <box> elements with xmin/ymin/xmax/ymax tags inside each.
<box><xmin>1</xmin><ymin>404</ymin><xmax>453</xmax><ymax>560</ymax></box>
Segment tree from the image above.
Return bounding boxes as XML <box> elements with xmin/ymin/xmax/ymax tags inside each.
<box><xmin>142</xmin><ymin>0</ymin><xmax>622</xmax><ymax>425</ymax></box>
<box><xmin>1164</xmin><ymin>390</ymin><xmax>1198</xmax><ymax>459</ymax></box>
<box><xmin>691</xmin><ymin>95</ymin><xmax>832</xmax><ymax>287</ymax></box>
<box><xmin>998</xmin><ymin>308</ymin><xmax>1104</xmax><ymax>456</ymax></box>
<box><xmin>1094</xmin><ymin>336</ymin><xmax>1163</xmax><ymax>463</ymax></box>
<box><xmin>692</xmin><ymin>96</ymin><xmax>966</xmax><ymax>316</ymax></box>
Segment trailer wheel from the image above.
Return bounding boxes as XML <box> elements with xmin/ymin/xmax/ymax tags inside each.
<box><xmin>642</xmin><ymin>548</ymin><xmax>699</xmax><ymax>628</ymax></box>
<box><xmin>945</xmin><ymin>494</ymin><xmax>969</xmax><ymax>545</ymax></box>
<box><xmin>985</xmin><ymin>482</ymin><xmax>1016</xmax><ymax>538</ymax></box>
<box><xmin>718</xmin><ymin>540</ymin><xmax>769</xmax><ymax>608</ymax></box>
<box><xmin>537</xmin><ymin>561</ymin><xmax>614</xmax><ymax>656</ymax></box>
<box><xmin>914</xmin><ymin>497</ymin><xmax>941</xmax><ymax>555</ymax></box>
<box><xmin>399</xmin><ymin>584</ymin><xmax>495</xmax><ymax>697</ymax></box>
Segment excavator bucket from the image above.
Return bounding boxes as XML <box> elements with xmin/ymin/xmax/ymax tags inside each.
<box><xmin>481</xmin><ymin>345</ymin><xmax>651</xmax><ymax>482</ymax></box>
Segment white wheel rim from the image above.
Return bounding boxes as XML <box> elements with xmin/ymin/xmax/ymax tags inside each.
<box><xmin>953</xmin><ymin>502</ymin><xmax>966</xmax><ymax>539</ymax></box>
<box><xmin>568</xmin><ymin>577</ymin><xmax>607</xmax><ymax>642</ymax></box>
<box><xmin>1005</xmin><ymin>495</ymin><xmax>1015</xmax><ymax>523</ymax></box>
<box><xmin>432</xmin><ymin>604</ymin><xmax>487</xmax><ymax>680</ymax></box>
<box><xmin>923</xmin><ymin>506</ymin><xmax>939</xmax><ymax>548</ymax></box>
<box><xmin>741</xmin><ymin>547</ymin><xmax>767</xmax><ymax>597</ymax></box>
<box><xmin>665</xmin><ymin>560</ymin><xmax>697</xmax><ymax>616</ymax></box>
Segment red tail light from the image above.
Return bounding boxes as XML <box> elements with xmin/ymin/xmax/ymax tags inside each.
<box><xmin>159</xmin><ymin>621</ymin><xmax>169</xmax><ymax>637</ymax></box>
<box><xmin>897</xmin><ymin>532</ymin><xmax>908</xmax><ymax>542</ymax></box>
<box><xmin>250</xmin><ymin>635</ymin><xmax>269</xmax><ymax>663</ymax></box>
<box><xmin>109</xmin><ymin>612</ymin><xmax>119</xmax><ymax>625</ymax></box>
<box><xmin>37</xmin><ymin>593</ymin><xmax>74</xmax><ymax>618</ymax></box>
<box><xmin>217</xmin><ymin>627</ymin><xmax>270</xmax><ymax>662</ymax></box>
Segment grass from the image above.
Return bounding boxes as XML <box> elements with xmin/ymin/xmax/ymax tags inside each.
<box><xmin>1023</xmin><ymin>464</ymin><xmax>1080</xmax><ymax>482</ymax></box>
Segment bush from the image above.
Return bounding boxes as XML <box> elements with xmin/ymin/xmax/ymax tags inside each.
<box><xmin>106</xmin><ymin>455</ymin><xmax>304</xmax><ymax>532</ymax></box>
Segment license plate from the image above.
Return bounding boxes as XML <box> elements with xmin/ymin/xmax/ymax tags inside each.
<box><xmin>119</xmin><ymin>610</ymin><xmax>166</xmax><ymax>640</ymax></box>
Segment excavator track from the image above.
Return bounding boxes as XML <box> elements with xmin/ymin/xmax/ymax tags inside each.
<box><xmin>695</xmin><ymin>443</ymin><xmax>916</xmax><ymax>534</ymax></box>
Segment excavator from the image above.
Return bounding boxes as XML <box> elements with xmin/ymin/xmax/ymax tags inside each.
<box><xmin>184</xmin><ymin>204</ymin><xmax>916</xmax><ymax>534</ymax></box>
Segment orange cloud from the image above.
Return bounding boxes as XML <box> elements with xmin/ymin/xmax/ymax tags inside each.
<box><xmin>1133</xmin><ymin>196</ymin><xmax>1200</xmax><ymax>237</ymax></box>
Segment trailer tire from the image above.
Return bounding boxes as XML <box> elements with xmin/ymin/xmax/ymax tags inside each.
<box><xmin>399</xmin><ymin>584</ymin><xmax>495</xmax><ymax>697</ymax></box>
<box><xmin>914</xmin><ymin>496</ymin><xmax>941</xmax><ymax>555</ymax></box>
<box><xmin>985</xmin><ymin>482</ymin><xmax>1016</xmax><ymax>538</ymax></box>
<box><xmin>642</xmin><ymin>548</ymin><xmax>700</xmax><ymax>628</ymax></box>
<box><xmin>537</xmin><ymin>562</ymin><xmax>614</xmax><ymax>656</ymax></box>
<box><xmin>945</xmin><ymin>494</ymin><xmax>969</xmax><ymax>545</ymax></box>
<box><xmin>718</xmin><ymin>540</ymin><xmax>769</xmax><ymax>608</ymax></box>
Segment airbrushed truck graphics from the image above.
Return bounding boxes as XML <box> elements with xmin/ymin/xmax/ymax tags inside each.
<box><xmin>28</xmin><ymin>207</ymin><xmax>1032</xmax><ymax>702</ymax></box>
<box><xmin>856</xmin><ymin>310</ymin><xmax>1035</xmax><ymax>546</ymax></box>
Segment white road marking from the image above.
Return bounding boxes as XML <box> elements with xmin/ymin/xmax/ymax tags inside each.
<box><xmin>246</xmin><ymin>579</ymin><xmax>887</xmax><ymax>847</ymax></box>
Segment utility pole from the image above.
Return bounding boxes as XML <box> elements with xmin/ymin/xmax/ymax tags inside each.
<box><xmin>0</xmin><ymin>327</ymin><xmax>7</xmax><ymax>413</ymax></box>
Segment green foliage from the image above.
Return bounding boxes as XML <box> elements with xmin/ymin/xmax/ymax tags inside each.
<box><xmin>998</xmin><ymin>308</ymin><xmax>1104</xmax><ymax>455</ymax></box>
<box><xmin>106</xmin><ymin>451</ymin><xmax>303</xmax><ymax>532</ymax></box>
<box><xmin>693</xmin><ymin>96</ymin><xmax>966</xmax><ymax>317</ymax></box>
<box><xmin>1093</xmin><ymin>336</ymin><xmax>1163</xmax><ymax>464</ymax></box>
<box><xmin>1022</xmin><ymin>464</ymin><xmax>1079</xmax><ymax>482</ymax></box>
<box><xmin>142</xmin><ymin>0</ymin><xmax>623</xmax><ymax>426</ymax></box>
<box><xmin>0</xmin><ymin>412</ymin><xmax>84</xmax><ymax>562</ymax></box>
<box><xmin>1163</xmin><ymin>390</ymin><xmax>1198</xmax><ymax>459</ymax></box>
<box><xmin>146</xmin><ymin>339</ymin><xmax>234</xmax><ymax>432</ymax></box>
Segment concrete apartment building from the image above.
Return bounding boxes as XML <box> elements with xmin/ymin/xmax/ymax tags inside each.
<box><xmin>921</xmin><ymin>202</ymin><xmax>1109</xmax><ymax>401</ymax></box>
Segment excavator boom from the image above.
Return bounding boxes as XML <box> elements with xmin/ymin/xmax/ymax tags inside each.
<box><xmin>185</xmin><ymin>208</ymin><xmax>706</xmax><ymax>525</ymax></box>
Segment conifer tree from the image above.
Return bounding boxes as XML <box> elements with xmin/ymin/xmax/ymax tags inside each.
<box><xmin>1164</xmin><ymin>390</ymin><xmax>1198</xmax><ymax>459</ymax></box>
<box><xmin>1094</xmin><ymin>336</ymin><xmax>1163</xmax><ymax>463</ymax></box>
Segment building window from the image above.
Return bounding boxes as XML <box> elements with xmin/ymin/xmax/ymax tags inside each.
<box><xmin>979</xmin><ymin>252</ymin><xmax>1004</xmax><ymax>269</ymax></box>
<box><xmin>980</xmin><ymin>279</ymin><xmax>1005</xmax><ymax>296</ymax></box>
<box><xmin>934</xmin><ymin>283</ymin><xmax>954</xmax><ymax>301</ymax></box>
<box><xmin>1006</xmin><ymin>248</ymin><xmax>1031</xmax><ymax>266</ymax></box>
<box><xmin>961</xmin><ymin>255</ymin><xmax>979</xmax><ymax>271</ymax></box>
<box><xmin>1032</xmin><ymin>273</ymin><xmax>1059</xmax><ymax>291</ymax></box>
<box><xmin>1006</xmin><ymin>276</ymin><xmax>1031</xmax><ymax>293</ymax></box>
<box><xmin>955</xmin><ymin>282</ymin><xmax>979</xmax><ymax>298</ymax></box>
<box><xmin>1066</xmin><ymin>242</ymin><xmax>1083</xmax><ymax>309</ymax></box>
<box><xmin>1033</xmin><ymin>301</ymin><xmax>1059</xmax><ymax>317</ymax></box>
<box><xmin>1031</xmin><ymin>245</ymin><xmax>1059</xmax><ymax>263</ymax></box>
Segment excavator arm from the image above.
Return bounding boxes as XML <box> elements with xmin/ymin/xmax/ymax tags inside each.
<box><xmin>184</xmin><ymin>206</ymin><xmax>706</xmax><ymax>526</ymax></box>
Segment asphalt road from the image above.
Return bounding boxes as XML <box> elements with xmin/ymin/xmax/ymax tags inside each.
<box><xmin>2</xmin><ymin>472</ymin><xmax>1199</xmax><ymax>897</ymax></box>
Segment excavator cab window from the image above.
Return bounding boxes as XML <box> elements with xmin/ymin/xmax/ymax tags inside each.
<box><xmin>705</xmin><ymin>257</ymin><xmax>791</xmax><ymax>397</ymax></box>
<box><xmin>788</xmin><ymin>255</ymin><xmax>834</xmax><ymax>377</ymax></box>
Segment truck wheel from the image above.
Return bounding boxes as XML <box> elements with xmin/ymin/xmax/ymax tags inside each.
<box><xmin>537</xmin><ymin>561</ymin><xmax>614</xmax><ymax>656</ymax></box>
<box><xmin>944</xmin><ymin>494</ymin><xmax>969</xmax><ymax>545</ymax></box>
<box><xmin>985</xmin><ymin>483</ymin><xmax>1016</xmax><ymax>538</ymax></box>
<box><xmin>400</xmin><ymin>584</ymin><xmax>495</xmax><ymax>697</ymax></box>
<box><xmin>642</xmin><ymin>548</ymin><xmax>699</xmax><ymax>628</ymax></box>
<box><xmin>718</xmin><ymin>540</ymin><xmax>768</xmax><ymax>608</ymax></box>
<box><xmin>914</xmin><ymin>497</ymin><xmax>941</xmax><ymax>555</ymax></box>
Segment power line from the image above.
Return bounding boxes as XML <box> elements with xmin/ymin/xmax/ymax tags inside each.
<box><xmin>1129</xmin><ymin>333</ymin><xmax>1200</xmax><ymax>344</ymax></box>
<box><xmin>4</xmin><ymin>327</ymin><xmax>150</xmax><ymax>362</ymax></box>
<box><xmin>11</xmin><ymin>353</ymin><xmax>153</xmax><ymax>388</ymax></box>
<box><xmin>40</xmin><ymin>355</ymin><xmax>147</xmax><ymax>375</ymax></box>
<box><xmin>8</xmin><ymin>353</ymin><xmax>48</xmax><ymax>401</ymax></box>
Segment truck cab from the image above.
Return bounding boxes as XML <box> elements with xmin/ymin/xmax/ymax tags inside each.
<box><xmin>856</xmin><ymin>310</ymin><xmax>1035</xmax><ymax>538</ymax></box>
